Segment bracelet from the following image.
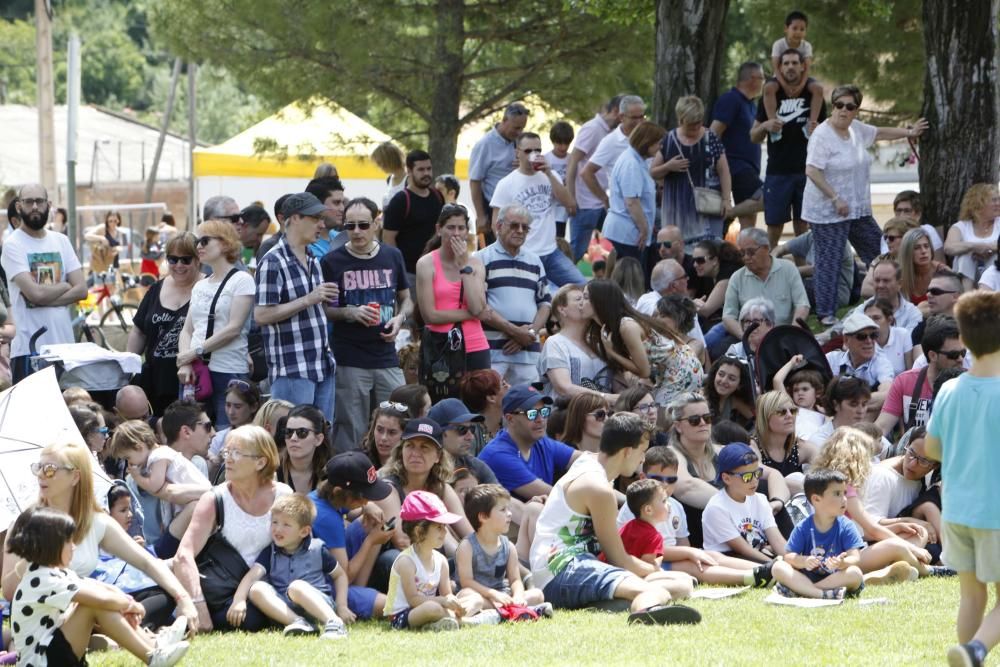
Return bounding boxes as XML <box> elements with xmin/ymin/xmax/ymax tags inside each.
<box><xmin>190</xmin><ymin>596</ymin><xmax>205</xmax><ymax>605</ymax></box>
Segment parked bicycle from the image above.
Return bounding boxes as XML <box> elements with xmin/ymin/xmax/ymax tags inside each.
<box><xmin>75</xmin><ymin>270</ymin><xmax>141</xmax><ymax>351</ymax></box>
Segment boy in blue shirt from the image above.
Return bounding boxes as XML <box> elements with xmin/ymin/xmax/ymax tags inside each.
<box><xmin>772</xmin><ymin>469</ymin><xmax>864</xmax><ymax>600</ymax></box>
<box><xmin>926</xmin><ymin>291</ymin><xmax>1000</xmax><ymax>667</ymax></box>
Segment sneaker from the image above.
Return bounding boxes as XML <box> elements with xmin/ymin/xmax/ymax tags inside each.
<box><xmin>461</xmin><ymin>609</ymin><xmax>502</xmax><ymax>626</ymax></box>
<box><xmin>927</xmin><ymin>565</ymin><xmax>958</xmax><ymax>577</ymax></box>
<box><xmin>425</xmin><ymin>617</ymin><xmax>460</xmax><ymax>632</ymax></box>
<box><xmin>775</xmin><ymin>583</ymin><xmax>798</xmax><ymax>598</ymax></box>
<box><xmin>148</xmin><ymin>641</ymin><xmax>190</xmax><ymax>667</ymax></box>
<box><xmin>820</xmin><ymin>315</ymin><xmax>839</xmax><ymax>327</ymax></box>
<box><xmin>947</xmin><ymin>643</ymin><xmax>985</xmax><ymax>667</ymax></box>
<box><xmin>282</xmin><ymin>616</ymin><xmax>316</xmax><ymax>637</ymax></box>
<box><xmin>752</xmin><ymin>561</ymin><xmax>776</xmax><ymax>588</ymax></box>
<box><xmin>531</xmin><ymin>602</ymin><xmax>554</xmax><ymax>619</ymax></box>
<box><xmin>866</xmin><ymin>561</ymin><xmax>919</xmax><ymax>586</ymax></box>
<box><xmin>320</xmin><ymin>618</ymin><xmax>347</xmax><ymax>640</ymax></box>
<box><xmin>627</xmin><ymin>603</ymin><xmax>701</xmax><ymax>625</ymax></box>
<box><xmin>156</xmin><ymin>617</ymin><xmax>188</xmax><ymax>649</ymax></box>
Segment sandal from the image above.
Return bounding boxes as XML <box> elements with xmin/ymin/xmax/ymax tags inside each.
<box><xmin>627</xmin><ymin>604</ymin><xmax>702</xmax><ymax>626</ymax></box>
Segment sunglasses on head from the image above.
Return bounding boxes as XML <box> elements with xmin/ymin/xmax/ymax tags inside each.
<box><xmin>227</xmin><ymin>379</ymin><xmax>252</xmax><ymax>394</ymax></box>
<box><xmin>379</xmin><ymin>401</ymin><xmax>410</xmax><ymax>414</ymax></box>
<box><xmin>937</xmin><ymin>348</ymin><xmax>966</xmax><ymax>360</ymax></box>
<box><xmin>513</xmin><ymin>406</ymin><xmax>551</xmax><ymax>421</ymax></box>
<box><xmin>31</xmin><ymin>462</ymin><xmax>75</xmax><ymax>479</ymax></box>
<box><xmin>927</xmin><ymin>287</ymin><xmax>958</xmax><ymax>296</ymax></box>
<box><xmin>286</xmin><ymin>427</ymin><xmax>318</xmax><ymax>440</ymax></box>
<box><xmin>646</xmin><ymin>474</ymin><xmax>679</xmax><ymax>485</ymax></box>
<box><xmin>589</xmin><ymin>409</ymin><xmax>614</xmax><ymax>422</ymax></box>
<box><xmin>850</xmin><ymin>332</ymin><xmax>879</xmax><ymax>341</ymax></box>
<box><xmin>167</xmin><ymin>255</ymin><xmax>194</xmax><ymax>265</ymax></box>
<box><xmin>726</xmin><ymin>468</ymin><xmax>763</xmax><ymax>483</ymax></box>
<box><xmin>343</xmin><ymin>222</ymin><xmax>372</xmax><ymax>231</ymax></box>
<box><xmin>833</xmin><ymin>101</ymin><xmax>859</xmax><ymax>111</ymax></box>
<box><xmin>682</xmin><ymin>413</ymin><xmax>712</xmax><ymax>427</ymax></box>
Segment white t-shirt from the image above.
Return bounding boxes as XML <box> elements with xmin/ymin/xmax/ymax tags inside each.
<box><xmin>490</xmin><ymin>170</ymin><xmax>562</xmax><ymax>257</ymax></box>
<box><xmin>69</xmin><ymin>511</ymin><xmax>115</xmax><ymax>577</ymax></box>
<box><xmin>12</xmin><ymin>564</ymin><xmax>82</xmax><ymax>664</ymax></box>
<box><xmin>0</xmin><ymin>229</ymin><xmax>82</xmax><ymax>357</ymax></box>
<box><xmin>537</xmin><ymin>333</ymin><xmax>610</xmax><ymax>399</ymax></box>
<box><xmin>702</xmin><ymin>489</ymin><xmax>776</xmax><ymax>553</ymax></box>
<box><xmin>572</xmin><ymin>115</ymin><xmax>613</xmax><ymax>210</ymax></box>
<box><xmin>801</xmin><ymin>120</ymin><xmax>878</xmax><ymax>224</ymax></box>
<box><xmin>771</xmin><ymin>37</ymin><xmax>813</xmax><ymax>60</ymax></box>
<box><xmin>949</xmin><ymin>219</ymin><xmax>1000</xmax><ymax>282</ymax></box>
<box><xmin>188</xmin><ymin>270</ymin><xmax>255</xmax><ymax>373</ymax></box>
<box><xmin>979</xmin><ymin>264</ymin><xmax>1000</xmax><ymax>291</ymax></box>
<box><xmin>879</xmin><ymin>326</ymin><xmax>914</xmax><ymax>376</ymax></box>
<box><xmin>880</xmin><ymin>223</ymin><xmax>943</xmax><ymax>255</ymax></box>
<box><xmin>545</xmin><ymin>150</ymin><xmax>571</xmax><ymax>226</ymax></box>
<box><xmin>617</xmin><ymin>496</ymin><xmax>689</xmax><ymax>547</ymax></box>
<box><xmin>862</xmin><ymin>463</ymin><xmax>921</xmax><ymax>520</ymax></box>
<box><xmin>147</xmin><ymin>446</ymin><xmax>210</xmax><ymax>524</ymax></box>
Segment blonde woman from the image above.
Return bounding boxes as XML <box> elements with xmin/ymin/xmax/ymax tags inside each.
<box><xmin>253</xmin><ymin>398</ymin><xmax>294</xmax><ymax>437</ymax></box>
<box><xmin>752</xmin><ymin>391</ymin><xmax>818</xmax><ymax>496</ymax></box>
<box><xmin>945</xmin><ymin>183</ymin><xmax>1000</xmax><ymax>283</ymax></box>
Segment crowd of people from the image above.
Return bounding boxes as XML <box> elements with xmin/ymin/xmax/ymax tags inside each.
<box><xmin>0</xmin><ymin>9</ymin><xmax>997</xmax><ymax>667</ymax></box>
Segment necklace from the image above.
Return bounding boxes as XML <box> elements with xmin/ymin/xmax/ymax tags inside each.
<box><xmin>346</xmin><ymin>241</ymin><xmax>379</xmax><ymax>258</ymax></box>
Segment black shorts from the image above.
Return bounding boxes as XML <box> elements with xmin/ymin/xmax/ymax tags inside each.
<box><xmin>45</xmin><ymin>628</ymin><xmax>86</xmax><ymax>667</ymax></box>
<box><xmin>731</xmin><ymin>169</ymin><xmax>764</xmax><ymax>205</ymax></box>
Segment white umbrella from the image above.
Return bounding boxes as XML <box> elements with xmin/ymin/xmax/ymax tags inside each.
<box><xmin>0</xmin><ymin>366</ymin><xmax>113</xmax><ymax>531</ymax></box>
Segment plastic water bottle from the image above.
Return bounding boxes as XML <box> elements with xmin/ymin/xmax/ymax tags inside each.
<box><xmin>182</xmin><ymin>383</ymin><xmax>196</xmax><ymax>401</ymax></box>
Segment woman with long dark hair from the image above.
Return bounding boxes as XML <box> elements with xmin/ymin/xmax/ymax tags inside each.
<box><xmin>703</xmin><ymin>355</ymin><xmax>756</xmax><ymax>430</ymax></box>
<box><xmin>276</xmin><ymin>404</ymin><xmax>332</xmax><ymax>494</ymax></box>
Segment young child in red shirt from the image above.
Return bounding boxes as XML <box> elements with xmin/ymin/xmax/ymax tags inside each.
<box><xmin>618</xmin><ymin>479</ymin><xmax>670</xmax><ymax>567</ymax></box>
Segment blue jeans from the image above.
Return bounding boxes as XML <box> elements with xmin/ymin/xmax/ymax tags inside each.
<box><xmin>541</xmin><ymin>249</ymin><xmax>585</xmax><ymax>288</ymax></box>
<box><xmin>270</xmin><ymin>373</ymin><xmax>336</xmax><ymax>422</ymax></box>
<box><xmin>569</xmin><ymin>208</ymin><xmax>606</xmax><ymax>261</ymax></box>
<box><xmin>541</xmin><ymin>553</ymin><xmax>630</xmax><ymax>609</ymax></box>
<box><xmin>209</xmin><ymin>370</ymin><xmax>247</xmax><ymax>429</ymax></box>
<box><xmin>704</xmin><ymin>322</ymin><xmax>737</xmax><ymax>360</ymax></box>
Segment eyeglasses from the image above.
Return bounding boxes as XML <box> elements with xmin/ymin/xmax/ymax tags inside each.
<box><xmin>447</xmin><ymin>424</ymin><xmax>473</xmax><ymax>436</ymax></box>
<box><xmin>512</xmin><ymin>407</ymin><xmax>551</xmax><ymax>421</ymax></box>
<box><xmin>927</xmin><ymin>287</ymin><xmax>958</xmax><ymax>296</ymax></box>
<box><xmin>740</xmin><ymin>246</ymin><xmax>762</xmax><ymax>257</ymax></box>
<box><xmin>196</xmin><ymin>236</ymin><xmax>220</xmax><ymax>247</ymax></box>
<box><xmin>740</xmin><ymin>318</ymin><xmax>769</xmax><ymax>328</ymax></box>
<box><xmin>833</xmin><ymin>101</ymin><xmax>859</xmax><ymax>111</ymax></box>
<box><xmin>213</xmin><ymin>214</ymin><xmax>242</xmax><ymax>224</ymax></box>
<box><xmin>682</xmin><ymin>413</ymin><xmax>712</xmax><ymax>426</ymax></box>
<box><xmin>196</xmin><ymin>420</ymin><xmax>213</xmax><ymax>431</ymax></box>
<box><xmin>774</xmin><ymin>406</ymin><xmax>799</xmax><ymax>416</ymax></box>
<box><xmin>904</xmin><ymin>446</ymin><xmax>935</xmax><ymax>467</ymax></box>
<box><xmin>521</xmin><ymin>148</ymin><xmax>542</xmax><ymax>154</ymax></box>
<box><xmin>166</xmin><ymin>255</ymin><xmax>194</xmax><ymax>265</ymax></box>
<box><xmin>588</xmin><ymin>409</ymin><xmax>614</xmax><ymax>422</ymax></box>
<box><xmin>849</xmin><ymin>332</ymin><xmax>879</xmax><ymax>341</ymax></box>
<box><xmin>634</xmin><ymin>402</ymin><xmax>657</xmax><ymax>414</ymax></box>
<box><xmin>938</xmin><ymin>348</ymin><xmax>967</xmax><ymax>360</ymax></box>
<box><xmin>692</xmin><ymin>256</ymin><xmax>709</xmax><ymax>265</ymax></box>
<box><xmin>343</xmin><ymin>222</ymin><xmax>372</xmax><ymax>231</ymax></box>
<box><xmin>227</xmin><ymin>378</ymin><xmax>252</xmax><ymax>392</ymax></box>
<box><xmin>30</xmin><ymin>462</ymin><xmax>76</xmax><ymax>479</ymax></box>
<box><xmin>220</xmin><ymin>448</ymin><xmax>261</xmax><ymax>460</ymax></box>
<box><xmin>646</xmin><ymin>474</ymin><xmax>678</xmax><ymax>484</ymax></box>
<box><xmin>506</xmin><ymin>223</ymin><xmax>531</xmax><ymax>231</ymax></box>
<box><xmin>883</xmin><ymin>234</ymin><xmax>902</xmax><ymax>243</ymax></box>
<box><xmin>20</xmin><ymin>198</ymin><xmax>47</xmax><ymax>208</ymax></box>
<box><xmin>379</xmin><ymin>401</ymin><xmax>410</xmax><ymax>413</ymax></box>
<box><xmin>726</xmin><ymin>468</ymin><xmax>763</xmax><ymax>483</ymax></box>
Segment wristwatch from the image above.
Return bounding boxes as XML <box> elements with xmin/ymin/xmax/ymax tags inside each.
<box><xmin>459</xmin><ymin>265</ymin><xmax>474</xmax><ymax>275</ymax></box>
<box><xmin>194</xmin><ymin>344</ymin><xmax>205</xmax><ymax>358</ymax></box>
<box><xmin>528</xmin><ymin>327</ymin><xmax>538</xmax><ymax>341</ymax></box>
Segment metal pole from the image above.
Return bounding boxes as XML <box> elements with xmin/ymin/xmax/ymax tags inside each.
<box><xmin>187</xmin><ymin>62</ymin><xmax>197</xmax><ymax>230</ymax></box>
<box><xmin>66</xmin><ymin>33</ymin><xmax>80</xmax><ymax>252</ymax></box>
<box><xmin>144</xmin><ymin>57</ymin><xmax>182</xmax><ymax>229</ymax></box>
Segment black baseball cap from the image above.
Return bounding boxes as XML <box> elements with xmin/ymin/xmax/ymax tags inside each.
<box><xmin>280</xmin><ymin>192</ymin><xmax>327</xmax><ymax>218</ymax></box>
<box><xmin>324</xmin><ymin>451</ymin><xmax>392</xmax><ymax>501</ymax></box>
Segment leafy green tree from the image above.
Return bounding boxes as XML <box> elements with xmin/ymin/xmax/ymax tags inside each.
<box><xmin>0</xmin><ymin>19</ymin><xmax>37</xmax><ymax>104</ymax></box>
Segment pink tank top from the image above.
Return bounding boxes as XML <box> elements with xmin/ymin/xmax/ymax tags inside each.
<box><xmin>427</xmin><ymin>250</ymin><xmax>489</xmax><ymax>352</ymax></box>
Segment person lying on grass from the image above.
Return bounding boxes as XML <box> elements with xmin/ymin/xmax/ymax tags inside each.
<box><xmin>529</xmin><ymin>413</ymin><xmax>701</xmax><ymax>625</ymax></box>
<box><xmin>772</xmin><ymin>469</ymin><xmax>865</xmax><ymax>599</ymax></box>
<box><xmin>616</xmin><ymin>446</ymin><xmax>776</xmax><ymax>587</ymax></box>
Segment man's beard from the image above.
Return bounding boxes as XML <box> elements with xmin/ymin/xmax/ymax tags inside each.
<box><xmin>22</xmin><ymin>208</ymin><xmax>48</xmax><ymax>230</ymax></box>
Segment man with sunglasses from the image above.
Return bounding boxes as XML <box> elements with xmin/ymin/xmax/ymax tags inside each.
<box><xmin>653</xmin><ymin>226</ymin><xmax>697</xmax><ymax>283</ymax></box>
<box><xmin>490</xmin><ymin>132</ymin><xmax>583</xmax><ymax>287</ymax></box>
<box><xmin>876</xmin><ymin>315</ymin><xmax>965</xmax><ymax>437</ymax></box>
<box><xmin>427</xmin><ymin>398</ymin><xmax>498</xmax><ymax>485</ymax></box>
<box><xmin>911</xmin><ymin>270</ymin><xmax>965</xmax><ymax>350</ymax></box>
<box><xmin>2</xmin><ymin>183</ymin><xmax>86</xmax><ymax>382</ymax></box>
<box><xmin>479</xmin><ymin>384</ymin><xmax>581</xmax><ymax>501</ymax></box>
<box><xmin>825</xmin><ymin>312</ymin><xmax>895</xmax><ymax>412</ymax></box>
<box><xmin>383</xmin><ymin>149</ymin><xmax>444</xmax><ymax>287</ymax></box>
<box><xmin>321</xmin><ymin>197</ymin><xmax>412</xmax><ymax>453</ymax></box>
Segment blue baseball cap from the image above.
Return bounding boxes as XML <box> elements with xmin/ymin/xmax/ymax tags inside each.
<box><xmin>502</xmin><ymin>383</ymin><xmax>552</xmax><ymax>415</ymax></box>
<box><xmin>715</xmin><ymin>443</ymin><xmax>759</xmax><ymax>483</ymax></box>
<box><xmin>427</xmin><ymin>398</ymin><xmax>484</xmax><ymax>429</ymax></box>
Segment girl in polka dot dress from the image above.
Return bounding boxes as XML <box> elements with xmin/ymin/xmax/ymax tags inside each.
<box><xmin>6</xmin><ymin>506</ymin><xmax>189</xmax><ymax>667</ymax></box>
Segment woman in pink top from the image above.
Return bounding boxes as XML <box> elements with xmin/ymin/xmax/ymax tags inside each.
<box><xmin>416</xmin><ymin>205</ymin><xmax>491</xmax><ymax>395</ymax></box>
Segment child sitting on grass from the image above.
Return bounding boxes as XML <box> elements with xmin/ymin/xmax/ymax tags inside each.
<box><xmin>228</xmin><ymin>493</ymin><xmax>350</xmax><ymax>640</ymax></box>
<box><xmin>772</xmin><ymin>469</ymin><xmax>864</xmax><ymax>600</ymax></box>
<box><xmin>109</xmin><ymin>420</ymin><xmax>210</xmax><ymax>558</ymax></box>
<box><xmin>617</xmin><ymin>447</ymin><xmax>775</xmax><ymax>587</ymax></box>
<box><xmin>7</xmin><ymin>506</ymin><xmax>189</xmax><ymax>667</ymax></box>
<box><xmin>702</xmin><ymin>443</ymin><xmax>788</xmax><ymax>563</ymax></box>
<box><xmin>456</xmin><ymin>484</ymin><xmax>551</xmax><ymax>618</ymax></box>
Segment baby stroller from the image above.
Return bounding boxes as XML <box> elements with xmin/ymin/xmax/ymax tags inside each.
<box><xmin>29</xmin><ymin>327</ymin><xmax>139</xmax><ymax>404</ymax></box>
<box><xmin>743</xmin><ymin>322</ymin><xmax>833</xmax><ymax>401</ymax></box>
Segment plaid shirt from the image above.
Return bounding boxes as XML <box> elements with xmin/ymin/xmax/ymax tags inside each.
<box><xmin>255</xmin><ymin>236</ymin><xmax>335</xmax><ymax>382</ymax></box>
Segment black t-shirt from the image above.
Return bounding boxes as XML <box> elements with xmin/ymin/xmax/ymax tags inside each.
<box><xmin>382</xmin><ymin>188</ymin><xmax>444</xmax><ymax>273</ymax></box>
<box><xmin>692</xmin><ymin>259</ymin><xmax>741</xmax><ymax>300</ymax></box>
<box><xmin>320</xmin><ymin>244</ymin><xmax>408</xmax><ymax>368</ymax></box>
<box><xmin>755</xmin><ymin>77</ymin><xmax>827</xmax><ymax>175</ymax></box>
<box><xmin>133</xmin><ymin>280</ymin><xmax>189</xmax><ymax>398</ymax></box>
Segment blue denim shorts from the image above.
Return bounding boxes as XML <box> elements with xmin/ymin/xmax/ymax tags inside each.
<box><xmin>541</xmin><ymin>553</ymin><xmax>630</xmax><ymax>609</ymax></box>
<box><xmin>764</xmin><ymin>173</ymin><xmax>807</xmax><ymax>226</ymax></box>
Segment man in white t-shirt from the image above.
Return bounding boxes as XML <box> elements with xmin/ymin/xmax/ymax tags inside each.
<box><xmin>863</xmin><ymin>435</ymin><xmax>941</xmax><ymax>553</ymax></box>
<box><xmin>580</xmin><ymin>96</ymin><xmax>647</xmax><ymax>212</ymax></box>
<box><xmin>490</xmin><ymin>132</ymin><xmax>583</xmax><ymax>287</ymax></box>
<box><xmin>1</xmin><ymin>184</ymin><xmax>86</xmax><ymax>382</ymax></box>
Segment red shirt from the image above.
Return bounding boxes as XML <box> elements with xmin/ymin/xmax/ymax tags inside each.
<box><xmin>619</xmin><ymin>518</ymin><xmax>664</xmax><ymax>559</ymax></box>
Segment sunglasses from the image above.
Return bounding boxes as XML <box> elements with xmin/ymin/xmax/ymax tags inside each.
<box><xmin>937</xmin><ymin>348</ymin><xmax>967</xmax><ymax>360</ymax></box>
<box><xmin>96</xmin><ymin>426</ymin><xmax>110</xmax><ymax>438</ymax></box>
<box><xmin>167</xmin><ymin>255</ymin><xmax>194</xmax><ymax>265</ymax></box>
<box><xmin>513</xmin><ymin>407</ymin><xmax>551</xmax><ymax>421</ymax></box>
<box><xmin>20</xmin><ymin>198</ymin><xmax>47</xmax><ymax>208</ymax></box>
<box><xmin>882</xmin><ymin>234</ymin><xmax>902</xmax><ymax>243</ymax></box>
<box><xmin>196</xmin><ymin>420</ymin><xmax>213</xmax><ymax>431</ymax></box>
<box><xmin>774</xmin><ymin>406</ymin><xmax>799</xmax><ymax>416</ymax></box>
<box><xmin>692</xmin><ymin>256</ymin><xmax>710</xmax><ymax>265</ymax></box>
<box><xmin>646</xmin><ymin>474</ymin><xmax>679</xmax><ymax>484</ymax></box>
<box><xmin>343</xmin><ymin>222</ymin><xmax>372</xmax><ymax>231</ymax></box>
<box><xmin>227</xmin><ymin>378</ymin><xmax>252</xmax><ymax>392</ymax></box>
<box><xmin>927</xmin><ymin>287</ymin><xmax>958</xmax><ymax>296</ymax></box>
<box><xmin>31</xmin><ymin>462</ymin><xmax>76</xmax><ymax>479</ymax></box>
<box><xmin>521</xmin><ymin>148</ymin><xmax>542</xmax><ymax>154</ymax></box>
<box><xmin>682</xmin><ymin>413</ymin><xmax>712</xmax><ymax>426</ymax></box>
<box><xmin>833</xmin><ymin>101</ymin><xmax>859</xmax><ymax>111</ymax></box>
<box><xmin>740</xmin><ymin>318</ymin><xmax>768</xmax><ymax>328</ymax></box>
<box><xmin>379</xmin><ymin>401</ymin><xmax>410</xmax><ymax>414</ymax></box>
<box><xmin>657</xmin><ymin>241</ymin><xmax>673</xmax><ymax>250</ymax></box>
<box><xmin>726</xmin><ymin>468</ymin><xmax>763</xmax><ymax>483</ymax></box>
<box><xmin>904</xmin><ymin>446</ymin><xmax>935</xmax><ymax>467</ymax></box>
<box><xmin>196</xmin><ymin>235</ymin><xmax>220</xmax><ymax>247</ymax></box>
<box><xmin>214</xmin><ymin>214</ymin><xmax>242</xmax><ymax>224</ymax></box>
<box><xmin>447</xmin><ymin>424</ymin><xmax>473</xmax><ymax>436</ymax></box>
<box><xmin>286</xmin><ymin>427</ymin><xmax>319</xmax><ymax>440</ymax></box>
<box><xmin>589</xmin><ymin>409</ymin><xmax>614</xmax><ymax>422</ymax></box>
<box><xmin>849</xmin><ymin>332</ymin><xmax>879</xmax><ymax>341</ymax></box>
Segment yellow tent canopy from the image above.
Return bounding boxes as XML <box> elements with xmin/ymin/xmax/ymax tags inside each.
<box><xmin>193</xmin><ymin>98</ymin><xmax>393</xmax><ymax>179</ymax></box>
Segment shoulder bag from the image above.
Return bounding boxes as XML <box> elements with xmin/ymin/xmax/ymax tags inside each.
<box><xmin>671</xmin><ymin>131</ymin><xmax>723</xmax><ymax>216</ymax></box>
<box><xmin>194</xmin><ymin>486</ymin><xmax>250</xmax><ymax>614</ymax></box>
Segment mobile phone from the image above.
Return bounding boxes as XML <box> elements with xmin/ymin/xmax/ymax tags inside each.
<box><xmin>382</xmin><ymin>516</ymin><xmax>396</xmax><ymax>532</ymax></box>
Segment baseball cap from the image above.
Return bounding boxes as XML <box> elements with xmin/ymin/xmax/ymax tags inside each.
<box><xmin>400</xmin><ymin>417</ymin><xmax>443</xmax><ymax>448</ymax></box>
<box><xmin>502</xmin><ymin>383</ymin><xmax>553</xmax><ymax>415</ymax></box>
<box><xmin>427</xmin><ymin>398</ymin><xmax>484</xmax><ymax>429</ymax></box>
<box><xmin>324</xmin><ymin>451</ymin><xmax>392</xmax><ymax>501</ymax></box>
<box><xmin>715</xmin><ymin>442</ymin><xmax>760</xmax><ymax>483</ymax></box>
<box><xmin>399</xmin><ymin>489</ymin><xmax>462</xmax><ymax>524</ymax></box>
<box><xmin>842</xmin><ymin>312</ymin><xmax>879</xmax><ymax>335</ymax></box>
<box><xmin>280</xmin><ymin>192</ymin><xmax>327</xmax><ymax>218</ymax></box>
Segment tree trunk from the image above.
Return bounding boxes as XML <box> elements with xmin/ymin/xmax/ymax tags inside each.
<box><xmin>427</xmin><ymin>0</ymin><xmax>465</xmax><ymax>175</ymax></box>
<box><xmin>653</xmin><ymin>0</ymin><xmax>730</xmax><ymax>129</ymax></box>
<box><xmin>920</xmin><ymin>0</ymin><xmax>1000</xmax><ymax>232</ymax></box>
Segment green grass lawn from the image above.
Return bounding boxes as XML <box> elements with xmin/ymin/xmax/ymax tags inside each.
<box><xmin>88</xmin><ymin>577</ymin><xmax>990</xmax><ymax>666</ymax></box>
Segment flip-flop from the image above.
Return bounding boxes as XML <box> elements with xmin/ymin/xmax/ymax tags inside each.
<box><xmin>627</xmin><ymin>604</ymin><xmax>702</xmax><ymax>626</ymax></box>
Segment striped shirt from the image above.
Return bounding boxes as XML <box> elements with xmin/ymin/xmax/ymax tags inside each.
<box><xmin>255</xmin><ymin>236</ymin><xmax>335</xmax><ymax>383</ymax></box>
<box><xmin>475</xmin><ymin>241</ymin><xmax>550</xmax><ymax>365</ymax></box>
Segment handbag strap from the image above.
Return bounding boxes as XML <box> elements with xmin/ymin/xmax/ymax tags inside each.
<box><xmin>213</xmin><ymin>486</ymin><xmax>226</xmax><ymax>532</ymax></box>
<box><xmin>203</xmin><ymin>268</ymin><xmax>239</xmax><ymax>362</ymax></box>
<box><xmin>670</xmin><ymin>131</ymin><xmax>698</xmax><ymax>192</ymax></box>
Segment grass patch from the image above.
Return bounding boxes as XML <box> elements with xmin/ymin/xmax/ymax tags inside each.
<box><xmin>88</xmin><ymin>578</ymin><xmax>980</xmax><ymax>666</ymax></box>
